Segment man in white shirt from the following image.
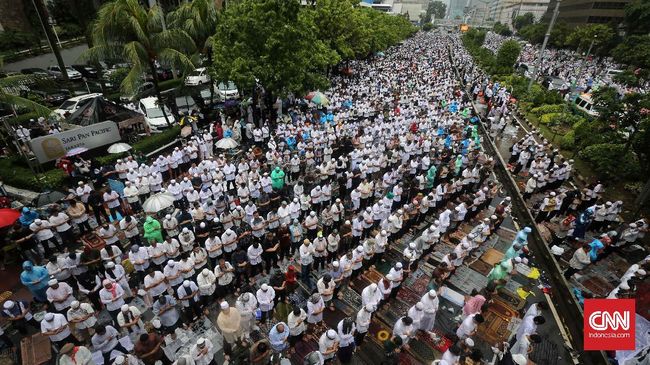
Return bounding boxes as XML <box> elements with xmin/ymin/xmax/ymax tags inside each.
<box><xmin>98</xmin><ymin>222</ymin><xmax>120</xmax><ymax>247</ymax></box>
<box><xmin>456</xmin><ymin>313</ymin><xmax>484</xmax><ymax>340</ymax></box>
<box><xmin>99</xmin><ymin>279</ymin><xmax>125</xmax><ymax>324</ymax></box>
<box><xmin>30</xmin><ymin>219</ymin><xmax>63</xmax><ymax>256</ymax></box>
<box><xmin>41</xmin><ymin>312</ymin><xmax>76</xmax><ymax>348</ymax></box>
<box><xmin>48</xmin><ymin>209</ymin><xmax>75</xmax><ymax>247</ymax></box>
<box><xmin>190</xmin><ymin>337</ymin><xmax>214</xmax><ymax>365</ymax></box>
<box><xmin>143</xmin><ymin>269</ymin><xmax>168</xmax><ymax>299</ymax></box>
<box><xmin>355</xmin><ymin>304</ymin><xmax>374</xmax><ymax>345</ymax></box>
<box><xmin>102</xmin><ymin>188</ymin><xmax>124</xmax><ymax>221</ymax></box>
<box><xmin>66</xmin><ymin>300</ymin><xmax>96</xmax><ymax>339</ymax></box>
<box><xmin>119</xmin><ymin>215</ymin><xmax>141</xmax><ymax>247</ymax></box>
<box><xmin>299</xmin><ymin>239</ymin><xmax>315</xmax><ymax>289</ymax></box>
<box><xmin>177</xmin><ymin>280</ymin><xmax>201</xmax><ymax>320</ymax></box>
<box><xmin>91</xmin><ymin>324</ymin><xmax>128</xmax><ymax>364</ymax></box>
<box><xmin>123</xmin><ymin>181</ymin><xmax>142</xmax><ymax>213</ymax></box>
<box><xmin>256</xmin><ymin>283</ymin><xmax>276</xmax><ymax>324</ymax></box>
<box><xmin>46</xmin><ymin>279</ymin><xmax>75</xmax><ymax>313</ymax></box>
<box><xmin>116</xmin><ymin>304</ymin><xmax>144</xmax><ymax>335</ymax></box>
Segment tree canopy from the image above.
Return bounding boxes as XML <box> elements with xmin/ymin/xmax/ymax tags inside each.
<box><xmin>421</xmin><ymin>1</ymin><xmax>447</xmax><ymax>24</ymax></box>
<box><xmin>565</xmin><ymin>24</ymin><xmax>614</xmax><ymax>53</ymax></box>
<box><xmin>513</xmin><ymin>12</ymin><xmax>535</xmax><ymax>31</ymax></box>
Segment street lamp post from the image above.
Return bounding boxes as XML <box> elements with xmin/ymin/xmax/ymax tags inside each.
<box><xmin>527</xmin><ymin>0</ymin><xmax>561</xmax><ymax>91</ymax></box>
<box><xmin>570</xmin><ymin>34</ymin><xmax>597</xmax><ymax>99</ymax></box>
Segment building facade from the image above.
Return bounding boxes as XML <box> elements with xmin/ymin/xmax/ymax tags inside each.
<box><xmin>489</xmin><ymin>0</ymin><xmax>551</xmax><ymax>27</ymax></box>
<box><xmin>542</xmin><ymin>0</ymin><xmax>629</xmax><ymax>27</ymax></box>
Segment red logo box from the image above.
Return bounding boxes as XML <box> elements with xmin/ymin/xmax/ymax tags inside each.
<box><xmin>584</xmin><ymin>299</ymin><xmax>635</xmax><ymax>350</ymax></box>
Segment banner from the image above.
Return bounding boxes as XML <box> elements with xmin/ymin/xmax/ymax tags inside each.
<box><xmin>29</xmin><ymin>121</ymin><xmax>121</xmax><ymax>163</ymax></box>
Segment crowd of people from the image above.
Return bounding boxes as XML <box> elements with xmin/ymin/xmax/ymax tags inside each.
<box><xmin>4</xmin><ymin>28</ymin><xmax>644</xmax><ymax>365</ymax></box>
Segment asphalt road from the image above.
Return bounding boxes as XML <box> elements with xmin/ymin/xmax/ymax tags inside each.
<box><xmin>1</xmin><ymin>44</ymin><xmax>89</xmax><ymax>72</ymax></box>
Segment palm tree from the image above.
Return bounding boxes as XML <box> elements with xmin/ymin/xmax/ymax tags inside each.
<box><xmin>167</xmin><ymin>0</ymin><xmax>218</xmax><ymax>104</ymax></box>
<box><xmin>81</xmin><ymin>0</ymin><xmax>196</xmax><ymax>127</ymax></box>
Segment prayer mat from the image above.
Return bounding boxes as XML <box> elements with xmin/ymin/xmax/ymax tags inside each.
<box><xmin>491</xmin><ymin>237</ymin><xmax>513</xmax><ymax>253</ymax></box>
<box><xmin>447</xmin><ymin>230</ymin><xmax>466</xmax><ymax>243</ymax></box>
<box><xmin>580</xmin><ymin>276</ymin><xmax>615</xmax><ymax>297</ymax></box>
<box><xmin>20</xmin><ymin>333</ymin><xmax>51</xmax><ymax>365</ymax></box>
<box><xmin>339</xmin><ymin>287</ymin><xmax>363</xmax><ymax>309</ymax></box>
<box><xmin>430</xmin><ymin>243</ymin><xmax>454</xmax><ymax>263</ymax></box>
<box><xmin>422</xmin><ymin>329</ymin><xmax>453</xmax><ymax>353</ymax></box>
<box><xmin>447</xmin><ymin>266</ymin><xmax>488</xmax><ymax>295</ymax></box>
<box><xmin>496</xmin><ymin>288</ymin><xmax>526</xmax><ymax>311</ymax></box>
<box><xmin>290</xmin><ymin>336</ymin><xmax>319</xmax><ymax>364</ymax></box>
<box><xmin>440</xmin><ymin>286</ymin><xmax>465</xmax><ymax>307</ymax></box>
<box><xmin>364</xmin><ymin>268</ymin><xmax>385</xmax><ymax>283</ymax></box>
<box><xmin>377</xmin><ymin>297</ymin><xmax>412</xmax><ymax>326</ymax></box>
<box><xmin>419</xmin><ymin>262</ymin><xmax>436</xmax><ymax>277</ymax></box>
<box><xmin>435</xmin><ymin>297</ymin><xmax>463</xmax><ymax>336</ymax></box>
<box><xmin>351</xmin><ymin>275</ymin><xmax>371</xmax><ymax>294</ymax></box>
<box><xmin>459</xmin><ymin>223</ymin><xmax>474</xmax><ymax>234</ymax></box>
<box><xmin>333</xmin><ymin>298</ymin><xmax>356</xmax><ymax>316</ymax></box>
<box><xmin>273</xmin><ymin>301</ymin><xmax>291</xmax><ymax>323</ymax></box>
<box><xmin>368</xmin><ymin>318</ymin><xmax>393</xmax><ymax>347</ymax></box>
<box><xmin>403</xmin><ymin>268</ymin><xmax>425</xmax><ymax>287</ymax></box>
<box><xmin>529</xmin><ymin>337</ymin><xmax>561</xmax><ymax>365</ymax></box>
<box><xmin>495</xmin><ymin>227</ymin><xmax>517</xmax><ymax>242</ymax></box>
<box><xmin>470</xmin><ymin>259</ymin><xmax>493</xmax><ymax>276</ymax></box>
<box><xmin>398</xmin><ymin>351</ymin><xmax>422</xmax><ymax>365</ymax></box>
<box><xmin>607</xmin><ymin>255</ymin><xmax>634</xmax><ymax>277</ymax></box>
<box><xmin>409</xmin><ymin>274</ymin><xmax>431</xmax><ymax>296</ymax></box>
<box><xmin>397</xmin><ymin>286</ymin><xmax>421</xmax><ymax>306</ymax></box>
<box><xmin>356</xmin><ymin>340</ymin><xmax>386</xmax><ymax>365</ymax></box>
<box><xmin>503</xmin><ymin>279</ymin><xmax>524</xmax><ymax>295</ymax></box>
<box><xmin>476</xmin><ymin>302</ymin><xmax>516</xmax><ymax>345</ymax></box>
<box><xmin>407</xmin><ymin>336</ymin><xmax>439</xmax><ymax>363</ymax></box>
<box><xmin>323</xmin><ymin>306</ymin><xmax>350</xmax><ymax>329</ymax></box>
<box><xmin>480</xmin><ymin>248</ymin><xmax>504</xmax><ymax>266</ymax></box>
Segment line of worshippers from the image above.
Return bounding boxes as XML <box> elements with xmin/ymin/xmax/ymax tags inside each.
<box><xmin>10</xmin><ymin>31</ymin><xmax>536</xmax><ymax>365</ymax></box>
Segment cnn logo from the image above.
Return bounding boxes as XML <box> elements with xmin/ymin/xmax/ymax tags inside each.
<box><xmin>588</xmin><ymin>311</ymin><xmax>630</xmax><ymax>331</ymax></box>
<box><xmin>584</xmin><ymin>299</ymin><xmax>635</xmax><ymax>350</ymax></box>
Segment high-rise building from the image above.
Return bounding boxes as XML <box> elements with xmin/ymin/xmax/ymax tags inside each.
<box><xmin>542</xmin><ymin>0</ymin><xmax>629</xmax><ymax>27</ymax></box>
<box><xmin>489</xmin><ymin>0</ymin><xmax>551</xmax><ymax>26</ymax></box>
<box><xmin>449</xmin><ymin>0</ymin><xmax>470</xmax><ymax>19</ymax></box>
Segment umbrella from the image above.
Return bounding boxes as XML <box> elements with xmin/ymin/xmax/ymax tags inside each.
<box><xmin>305</xmin><ymin>91</ymin><xmax>329</xmax><ymax>106</ymax></box>
<box><xmin>0</xmin><ymin>208</ymin><xmax>20</xmax><ymax>229</ymax></box>
<box><xmin>142</xmin><ymin>192</ymin><xmax>175</xmax><ymax>213</ymax></box>
<box><xmin>66</xmin><ymin>147</ymin><xmax>88</xmax><ymax>156</ymax></box>
<box><xmin>107</xmin><ymin>143</ymin><xmax>132</xmax><ymax>154</ymax></box>
<box><xmin>215</xmin><ymin>137</ymin><xmax>239</xmax><ymax>149</ymax></box>
<box><xmin>376</xmin><ymin>51</ymin><xmax>385</xmax><ymax>57</ymax></box>
<box><xmin>32</xmin><ymin>191</ymin><xmax>67</xmax><ymax>207</ymax></box>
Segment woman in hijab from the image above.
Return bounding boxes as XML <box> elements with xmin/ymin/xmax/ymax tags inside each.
<box><xmin>76</xmin><ymin>270</ymin><xmax>103</xmax><ymax>309</ymax></box>
<box><xmin>143</xmin><ymin>216</ymin><xmax>163</xmax><ymax>243</ymax></box>
<box><xmin>20</xmin><ymin>261</ymin><xmax>49</xmax><ymax>302</ymax></box>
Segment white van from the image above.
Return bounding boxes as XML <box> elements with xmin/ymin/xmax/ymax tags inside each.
<box><xmin>53</xmin><ymin>93</ymin><xmax>103</xmax><ymax>117</ymax></box>
<box><xmin>574</xmin><ymin>93</ymin><xmax>599</xmax><ymax>117</ymax></box>
<box><xmin>138</xmin><ymin>96</ymin><xmax>176</xmax><ymax>129</ymax></box>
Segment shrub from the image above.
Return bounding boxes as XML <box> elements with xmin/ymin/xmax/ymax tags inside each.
<box><xmin>0</xmin><ymin>30</ymin><xmax>39</xmax><ymax>52</ymax></box>
<box><xmin>531</xmin><ymin>104</ymin><xmax>567</xmax><ymax>116</ymax></box>
<box><xmin>580</xmin><ymin>143</ymin><xmax>642</xmax><ymax>180</ymax></box>
<box><xmin>540</xmin><ymin>112</ymin><xmax>563</xmax><ymax>125</ymax></box>
<box><xmin>422</xmin><ymin>23</ymin><xmax>434</xmax><ymax>31</ymax></box>
<box><xmin>0</xmin><ymin>157</ymin><xmax>67</xmax><ymax>191</ymax></box>
<box><xmin>95</xmin><ymin>126</ymin><xmax>182</xmax><ymax>165</ymax></box>
<box><xmin>574</xmin><ymin>119</ymin><xmax>618</xmax><ymax>150</ymax></box>
<box><xmin>560</xmin><ymin>130</ymin><xmax>575</xmax><ymax>150</ymax></box>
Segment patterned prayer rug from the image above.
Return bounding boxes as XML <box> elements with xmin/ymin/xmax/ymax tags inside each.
<box><xmin>323</xmin><ymin>306</ymin><xmax>350</xmax><ymax>329</ymax></box>
<box><xmin>351</xmin><ymin>275</ymin><xmax>372</xmax><ymax>295</ymax></box>
<box><xmin>495</xmin><ymin>288</ymin><xmax>526</xmax><ymax>311</ymax></box>
<box><xmin>289</xmin><ymin>336</ymin><xmax>319</xmax><ymax>364</ymax></box>
<box><xmin>480</xmin><ymin>248</ymin><xmax>504</xmax><ymax>266</ymax></box>
<box><xmin>368</xmin><ymin>318</ymin><xmax>393</xmax><ymax>347</ymax></box>
<box><xmin>529</xmin><ymin>336</ymin><xmax>561</xmax><ymax>365</ymax></box>
<box><xmin>397</xmin><ymin>286</ymin><xmax>422</xmax><ymax>306</ymax></box>
<box><xmin>476</xmin><ymin>299</ymin><xmax>517</xmax><ymax>345</ymax></box>
<box><xmin>406</xmin><ymin>336</ymin><xmax>440</xmax><ymax>364</ymax></box>
<box><xmin>470</xmin><ymin>259</ymin><xmax>493</xmax><ymax>276</ymax></box>
<box><xmin>338</xmin><ymin>287</ymin><xmax>363</xmax><ymax>310</ymax></box>
<box><xmin>377</xmin><ymin>297</ymin><xmax>412</xmax><ymax>327</ymax></box>
<box><xmin>447</xmin><ymin>266</ymin><xmax>488</xmax><ymax>295</ymax></box>
<box><xmin>495</xmin><ymin>227</ymin><xmax>517</xmax><ymax>242</ymax></box>
<box><xmin>409</xmin><ymin>274</ymin><xmax>431</xmax><ymax>296</ymax></box>
<box><xmin>364</xmin><ymin>268</ymin><xmax>386</xmax><ymax>283</ymax></box>
<box><xmin>579</xmin><ymin>275</ymin><xmax>615</xmax><ymax>297</ymax></box>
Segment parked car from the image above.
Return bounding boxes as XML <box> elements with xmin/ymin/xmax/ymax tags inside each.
<box><xmin>120</xmin><ymin>81</ymin><xmax>155</xmax><ymax>102</ymax></box>
<box><xmin>71</xmin><ymin>65</ymin><xmax>99</xmax><ymax>79</ymax></box>
<box><xmin>20</xmin><ymin>68</ymin><xmax>51</xmax><ymax>77</ymax></box>
<box><xmin>185</xmin><ymin>67</ymin><xmax>210</xmax><ymax>86</ymax></box>
<box><xmin>46</xmin><ymin>66</ymin><xmax>83</xmax><ymax>80</ymax></box>
<box><xmin>138</xmin><ymin>96</ymin><xmax>176</xmax><ymax>129</ymax></box>
<box><xmin>29</xmin><ymin>89</ymin><xmax>72</xmax><ymax>106</ymax></box>
<box><xmin>216</xmin><ymin>81</ymin><xmax>239</xmax><ymax>100</ymax></box>
<box><xmin>52</xmin><ymin>93</ymin><xmax>103</xmax><ymax>118</ymax></box>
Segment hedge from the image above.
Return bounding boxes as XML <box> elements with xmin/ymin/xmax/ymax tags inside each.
<box><xmin>0</xmin><ymin>157</ymin><xmax>67</xmax><ymax>191</ymax></box>
<box><xmin>580</xmin><ymin>143</ymin><xmax>641</xmax><ymax>181</ymax></box>
<box><xmin>530</xmin><ymin>104</ymin><xmax>567</xmax><ymax>116</ymax></box>
<box><xmin>95</xmin><ymin>126</ymin><xmax>181</xmax><ymax>165</ymax></box>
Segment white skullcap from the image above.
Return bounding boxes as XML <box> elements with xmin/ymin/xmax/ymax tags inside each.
<box><xmin>370</xmin><ymin>283</ymin><xmax>378</xmax><ymax>291</ymax></box>
<box><xmin>514</xmin><ymin>257</ymin><xmax>522</xmax><ymax>263</ymax></box>
<box><xmin>197</xmin><ymin>338</ymin><xmax>206</xmax><ymax>346</ymax></box>
<box><xmin>3</xmin><ymin>301</ymin><xmax>14</xmax><ymax>309</ymax></box>
<box><xmin>114</xmin><ymin>356</ymin><xmax>125</xmax><ymax>365</ymax></box>
<box><xmin>332</xmin><ymin>261</ymin><xmax>339</xmax><ymax>267</ymax></box>
<box><xmin>429</xmin><ymin>289</ymin><xmax>437</xmax><ymax>297</ymax></box>
<box><xmin>183</xmin><ymin>227</ymin><xmax>190</xmax><ymax>233</ymax></box>
<box><xmin>261</xmin><ymin>283</ymin><xmax>269</xmax><ymax>291</ymax></box>
<box><xmin>202</xmin><ymin>268</ymin><xmax>210</xmax><ymax>276</ymax></box>
<box><xmin>121</xmin><ymin>304</ymin><xmax>129</xmax><ymax>312</ymax></box>
<box><xmin>44</xmin><ymin>313</ymin><xmax>54</xmax><ymax>321</ymax></box>
<box><xmin>220</xmin><ymin>301</ymin><xmax>229</xmax><ymax>310</ymax></box>
<box><xmin>48</xmin><ymin>279</ymin><xmax>58</xmax><ymax>286</ymax></box>
<box><xmin>465</xmin><ymin>338</ymin><xmax>475</xmax><ymax>347</ymax></box>
<box><xmin>409</xmin><ymin>242</ymin><xmax>416</xmax><ymax>249</ymax></box>
<box><xmin>415</xmin><ymin>302</ymin><xmax>424</xmax><ymax>310</ymax></box>
<box><xmin>327</xmin><ymin>329</ymin><xmax>337</xmax><ymax>339</ymax></box>
<box><xmin>396</xmin><ymin>262</ymin><xmax>403</xmax><ymax>269</ymax></box>
<box><xmin>183</xmin><ymin>280</ymin><xmax>191</xmax><ymax>287</ymax></box>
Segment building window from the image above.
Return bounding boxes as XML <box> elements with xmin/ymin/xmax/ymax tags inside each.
<box><xmin>587</xmin><ymin>15</ymin><xmax>623</xmax><ymax>23</ymax></box>
<box><xmin>592</xmin><ymin>2</ymin><xmax>626</xmax><ymax>9</ymax></box>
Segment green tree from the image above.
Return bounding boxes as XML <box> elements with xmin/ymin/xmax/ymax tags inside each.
<box><xmin>549</xmin><ymin>21</ymin><xmax>571</xmax><ymax>48</ymax></box>
<box><xmin>622</xmin><ymin>0</ymin><xmax>650</xmax><ymax>35</ymax></box>
<box><xmin>493</xmin><ymin>22</ymin><xmax>513</xmax><ymax>36</ymax></box>
<box><xmin>47</xmin><ymin>0</ymin><xmax>98</xmax><ymax>45</ymax></box>
<box><xmin>513</xmin><ymin>12</ymin><xmax>535</xmax><ymax>31</ymax></box>
<box><xmin>421</xmin><ymin>1</ymin><xmax>447</xmax><ymax>23</ymax></box>
<box><xmin>167</xmin><ymin>0</ymin><xmax>218</xmax><ymax>101</ymax></box>
<box><xmin>519</xmin><ymin>23</ymin><xmax>546</xmax><ymax>44</ymax></box>
<box><xmin>592</xmin><ymin>86</ymin><xmax>650</xmax><ymax>154</ymax></box>
<box><xmin>566</xmin><ymin>24</ymin><xmax>614</xmax><ymax>53</ymax></box>
<box><xmin>495</xmin><ymin>40</ymin><xmax>521</xmax><ymax>74</ymax></box>
<box><xmin>0</xmin><ymin>58</ymin><xmax>52</xmax><ymax>117</ymax></box>
<box><xmin>301</xmin><ymin>0</ymin><xmax>360</xmax><ymax>61</ymax></box>
<box><xmin>212</xmin><ymin>0</ymin><xmax>339</xmax><ymax>101</ymax></box>
<box><xmin>82</xmin><ymin>0</ymin><xmax>196</xmax><ymax>127</ymax></box>
<box><xmin>611</xmin><ymin>35</ymin><xmax>650</xmax><ymax>70</ymax></box>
